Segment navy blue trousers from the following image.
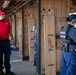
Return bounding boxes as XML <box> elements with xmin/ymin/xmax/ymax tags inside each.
<box><xmin>0</xmin><ymin>39</ymin><xmax>11</xmax><ymax>72</ymax></box>
<box><xmin>60</xmin><ymin>51</ymin><xmax>76</xmax><ymax>75</ymax></box>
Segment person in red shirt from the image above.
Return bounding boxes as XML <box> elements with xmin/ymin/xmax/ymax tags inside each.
<box><xmin>0</xmin><ymin>9</ymin><xmax>15</xmax><ymax>75</ymax></box>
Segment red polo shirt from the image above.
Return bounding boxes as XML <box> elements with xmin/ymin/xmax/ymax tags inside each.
<box><xmin>0</xmin><ymin>19</ymin><xmax>11</xmax><ymax>40</ymax></box>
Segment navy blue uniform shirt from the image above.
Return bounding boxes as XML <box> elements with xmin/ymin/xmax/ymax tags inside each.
<box><xmin>63</xmin><ymin>24</ymin><xmax>76</xmax><ymax>50</ymax></box>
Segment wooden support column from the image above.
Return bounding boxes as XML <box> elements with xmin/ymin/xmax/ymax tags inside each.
<box><xmin>67</xmin><ymin>0</ymin><xmax>70</xmax><ymax>15</ymax></box>
<box><xmin>11</xmin><ymin>15</ymin><xmax>15</xmax><ymax>40</ymax></box>
<box><xmin>16</xmin><ymin>10</ymin><xmax>22</xmax><ymax>51</ymax></box>
<box><xmin>40</xmin><ymin>0</ymin><xmax>70</xmax><ymax>75</ymax></box>
<box><xmin>9</xmin><ymin>16</ymin><xmax>12</xmax><ymax>26</ymax></box>
<box><xmin>23</xmin><ymin>7</ymin><xmax>29</xmax><ymax>60</ymax></box>
<box><xmin>44</xmin><ymin>0</ymin><xmax>56</xmax><ymax>75</ymax></box>
<box><xmin>16</xmin><ymin>13</ymin><xmax>19</xmax><ymax>50</ymax></box>
<box><xmin>40</xmin><ymin>0</ymin><xmax>48</xmax><ymax>74</ymax></box>
<box><xmin>27</xmin><ymin>4</ymin><xmax>36</xmax><ymax>61</ymax></box>
<box><xmin>55</xmin><ymin>0</ymin><xmax>62</xmax><ymax>73</ymax></box>
<box><xmin>14</xmin><ymin>14</ymin><xmax>17</xmax><ymax>47</ymax></box>
<box><xmin>55</xmin><ymin>0</ymin><xmax>69</xmax><ymax>72</ymax></box>
<box><xmin>21</xmin><ymin>8</ymin><xmax>25</xmax><ymax>60</ymax></box>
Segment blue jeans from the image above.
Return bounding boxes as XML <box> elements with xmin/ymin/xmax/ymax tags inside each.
<box><xmin>34</xmin><ymin>38</ymin><xmax>37</xmax><ymax>62</ymax></box>
<box><xmin>0</xmin><ymin>39</ymin><xmax>11</xmax><ymax>72</ymax></box>
<box><xmin>60</xmin><ymin>51</ymin><xmax>76</xmax><ymax>75</ymax></box>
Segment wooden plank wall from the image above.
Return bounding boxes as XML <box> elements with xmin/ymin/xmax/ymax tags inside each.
<box><xmin>11</xmin><ymin>15</ymin><xmax>15</xmax><ymax>38</ymax></box>
<box><xmin>23</xmin><ymin>3</ymin><xmax>36</xmax><ymax>61</ymax></box>
<box><xmin>28</xmin><ymin>17</ymin><xmax>35</xmax><ymax>61</ymax></box>
<box><xmin>16</xmin><ymin>13</ymin><xmax>19</xmax><ymax>49</ymax></box>
<box><xmin>40</xmin><ymin>0</ymin><xmax>47</xmax><ymax>74</ymax></box>
<box><xmin>24</xmin><ymin>7</ymin><xmax>29</xmax><ymax>56</ymax></box>
<box><xmin>55</xmin><ymin>0</ymin><xmax>62</xmax><ymax>72</ymax></box>
<box><xmin>55</xmin><ymin>0</ymin><xmax>69</xmax><ymax>72</ymax></box>
<box><xmin>27</xmin><ymin>4</ymin><xmax>36</xmax><ymax>61</ymax></box>
<box><xmin>44</xmin><ymin>0</ymin><xmax>56</xmax><ymax>75</ymax></box>
<box><xmin>16</xmin><ymin>10</ymin><xmax>22</xmax><ymax>51</ymax></box>
<box><xmin>67</xmin><ymin>0</ymin><xmax>70</xmax><ymax>15</ymax></box>
<box><xmin>40</xmin><ymin>0</ymin><xmax>70</xmax><ymax>75</ymax></box>
<box><xmin>44</xmin><ymin>16</ymin><xmax>56</xmax><ymax>75</ymax></box>
<box><xmin>19</xmin><ymin>11</ymin><xmax>22</xmax><ymax>52</ymax></box>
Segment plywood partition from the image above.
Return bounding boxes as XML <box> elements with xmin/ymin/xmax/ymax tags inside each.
<box><xmin>28</xmin><ymin>4</ymin><xmax>36</xmax><ymax>20</ymax></box>
<box><xmin>11</xmin><ymin>15</ymin><xmax>15</xmax><ymax>38</ymax></box>
<box><xmin>55</xmin><ymin>0</ymin><xmax>62</xmax><ymax>72</ymax></box>
<box><xmin>24</xmin><ymin>7</ymin><xmax>29</xmax><ymax>57</ymax></box>
<box><xmin>41</xmin><ymin>0</ymin><xmax>55</xmax><ymax>74</ymax></box>
<box><xmin>16</xmin><ymin>11</ymin><xmax>22</xmax><ymax>51</ymax></box>
<box><xmin>67</xmin><ymin>0</ymin><xmax>70</xmax><ymax>15</ymax></box>
<box><xmin>44</xmin><ymin>15</ymin><xmax>56</xmax><ymax>75</ymax></box>
<box><xmin>27</xmin><ymin>4</ymin><xmax>36</xmax><ymax>61</ymax></box>
<box><xmin>55</xmin><ymin>0</ymin><xmax>70</xmax><ymax>72</ymax></box>
<box><xmin>40</xmin><ymin>0</ymin><xmax>48</xmax><ymax>74</ymax></box>
<box><xmin>40</xmin><ymin>0</ymin><xmax>70</xmax><ymax>75</ymax></box>
<box><xmin>16</xmin><ymin>13</ymin><xmax>19</xmax><ymax>49</ymax></box>
<box><xmin>62</xmin><ymin>0</ymin><xmax>67</xmax><ymax>26</ymax></box>
<box><xmin>28</xmin><ymin>17</ymin><xmax>35</xmax><ymax>61</ymax></box>
<box><xmin>44</xmin><ymin>0</ymin><xmax>56</xmax><ymax>75</ymax></box>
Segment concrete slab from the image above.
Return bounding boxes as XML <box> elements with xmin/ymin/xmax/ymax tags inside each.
<box><xmin>10</xmin><ymin>51</ymin><xmax>36</xmax><ymax>75</ymax></box>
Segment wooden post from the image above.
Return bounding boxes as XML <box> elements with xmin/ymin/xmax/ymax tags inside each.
<box><xmin>28</xmin><ymin>17</ymin><xmax>35</xmax><ymax>61</ymax></box>
<box><xmin>23</xmin><ymin>7</ymin><xmax>29</xmax><ymax>60</ymax></box>
<box><xmin>40</xmin><ymin>0</ymin><xmax>70</xmax><ymax>74</ymax></box>
<box><xmin>44</xmin><ymin>15</ymin><xmax>56</xmax><ymax>75</ymax></box>
<box><xmin>16</xmin><ymin>10</ymin><xmax>22</xmax><ymax>51</ymax></box>
<box><xmin>14</xmin><ymin>14</ymin><xmax>16</xmax><ymax>47</ymax></box>
<box><xmin>27</xmin><ymin>4</ymin><xmax>36</xmax><ymax>61</ymax></box>
<box><xmin>67</xmin><ymin>0</ymin><xmax>70</xmax><ymax>15</ymax></box>
<box><xmin>11</xmin><ymin>15</ymin><xmax>15</xmax><ymax>39</ymax></box>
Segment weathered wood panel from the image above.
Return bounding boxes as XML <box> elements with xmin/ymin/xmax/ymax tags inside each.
<box><xmin>28</xmin><ymin>17</ymin><xmax>35</xmax><ymax>61</ymax></box>
<box><xmin>67</xmin><ymin>0</ymin><xmax>70</xmax><ymax>15</ymax></box>
<box><xmin>40</xmin><ymin>0</ymin><xmax>70</xmax><ymax>74</ymax></box>
<box><xmin>41</xmin><ymin>0</ymin><xmax>56</xmax><ymax>74</ymax></box>
<box><xmin>11</xmin><ymin>15</ymin><xmax>15</xmax><ymax>38</ymax></box>
<box><xmin>55</xmin><ymin>0</ymin><xmax>62</xmax><ymax>72</ymax></box>
<box><xmin>55</xmin><ymin>0</ymin><xmax>62</xmax><ymax>35</ymax></box>
<box><xmin>27</xmin><ymin>4</ymin><xmax>36</xmax><ymax>61</ymax></box>
<box><xmin>44</xmin><ymin>15</ymin><xmax>56</xmax><ymax>75</ymax></box>
<box><xmin>41</xmin><ymin>0</ymin><xmax>48</xmax><ymax>74</ymax></box>
<box><xmin>16</xmin><ymin>11</ymin><xmax>22</xmax><ymax>51</ymax></box>
<box><xmin>24</xmin><ymin>7</ymin><xmax>29</xmax><ymax>56</ymax></box>
<box><xmin>62</xmin><ymin>0</ymin><xmax>67</xmax><ymax>26</ymax></box>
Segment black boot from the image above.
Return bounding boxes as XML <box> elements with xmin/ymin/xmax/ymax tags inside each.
<box><xmin>6</xmin><ymin>70</ymin><xmax>16</xmax><ymax>75</ymax></box>
<box><xmin>0</xmin><ymin>70</ymin><xmax>4</xmax><ymax>75</ymax></box>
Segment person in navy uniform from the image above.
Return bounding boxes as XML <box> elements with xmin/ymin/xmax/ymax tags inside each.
<box><xmin>60</xmin><ymin>14</ymin><xmax>76</xmax><ymax>75</ymax></box>
<box><xmin>0</xmin><ymin>9</ymin><xmax>15</xmax><ymax>75</ymax></box>
<box><xmin>33</xmin><ymin>24</ymin><xmax>37</xmax><ymax>66</ymax></box>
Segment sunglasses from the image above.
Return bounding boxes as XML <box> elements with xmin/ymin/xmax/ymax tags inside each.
<box><xmin>0</xmin><ymin>14</ymin><xmax>5</xmax><ymax>16</ymax></box>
